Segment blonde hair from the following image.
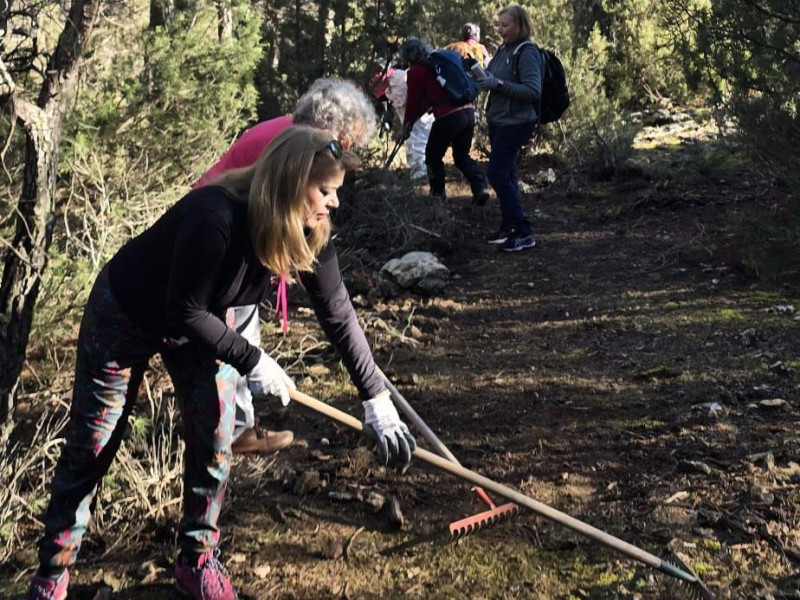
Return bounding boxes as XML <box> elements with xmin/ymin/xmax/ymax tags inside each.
<box><xmin>216</xmin><ymin>126</ymin><xmax>360</xmax><ymax>277</ymax></box>
<box><xmin>498</xmin><ymin>5</ymin><xmax>532</xmax><ymax>42</ymax></box>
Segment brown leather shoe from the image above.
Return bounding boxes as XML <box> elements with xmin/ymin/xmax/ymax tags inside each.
<box><xmin>231</xmin><ymin>427</ymin><xmax>294</xmax><ymax>455</ymax></box>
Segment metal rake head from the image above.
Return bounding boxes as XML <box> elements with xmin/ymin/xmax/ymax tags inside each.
<box><xmin>448</xmin><ymin>502</ymin><xmax>520</xmax><ymax>541</ymax></box>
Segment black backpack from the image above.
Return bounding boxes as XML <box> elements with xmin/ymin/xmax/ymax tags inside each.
<box><xmin>512</xmin><ymin>42</ymin><xmax>570</xmax><ymax>124</ymax></box>
<box><xmin>424</xmin><ymin>49</ymin><xmax>479</xmax><ymax>105</ymax></box>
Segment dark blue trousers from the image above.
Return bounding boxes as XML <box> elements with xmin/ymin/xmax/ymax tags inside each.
<box><xmin>487</xmin><ymin>120</ymin><xmax>536</xmax><ymax>235</ymax></box>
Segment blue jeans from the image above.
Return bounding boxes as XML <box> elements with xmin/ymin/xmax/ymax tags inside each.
<box><xmin>487</xmin><ymin>121</ymin><xmax>536</xmax><ymax>236</ymax></box>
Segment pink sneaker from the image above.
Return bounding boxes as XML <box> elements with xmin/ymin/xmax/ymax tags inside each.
<box><xmin>26</xmin><ymin>570</ymin><xmax>69</xmax><ymax>600</ymax></box>
<box><xmin>175</xmin><ymin>552</ymin><xmax>237</xmax><ymax>600</ymax></box>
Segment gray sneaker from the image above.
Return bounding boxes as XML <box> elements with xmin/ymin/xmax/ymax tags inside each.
<box><xmin>500</xmin><ymin>233</ymin><xmax>536</xmax><ymax>252</ymax></box>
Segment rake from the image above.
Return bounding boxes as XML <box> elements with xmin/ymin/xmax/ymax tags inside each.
<box><xmin>288</xmin><ymin>387</ymin><xmax>715</xmax><ymax>600</ymax></box>
<box><xmin>376</xmin><ymin>367</ymin><xmax>519</xmax><ymax>538</ymax></box>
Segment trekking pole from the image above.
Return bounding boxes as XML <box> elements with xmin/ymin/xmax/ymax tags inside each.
<box><xmin>384</xmin><ymin>138</ymin><xmax>405</xmax><ymax>170</ymax></box>
<box><xmin>287</xmin><ymin>387</ymin><xmax>715</xmax><ymax>600</ymax></box>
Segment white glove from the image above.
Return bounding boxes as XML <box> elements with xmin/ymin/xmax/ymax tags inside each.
<box><xmin>246</xmin><ymin>351</ymin><xmax>295</xmax><ymax>406</ymax></box>
<box><xmin>362</xmin><ymin>390</ymin><xmax>416</xmax><ymax>470</ymax></box>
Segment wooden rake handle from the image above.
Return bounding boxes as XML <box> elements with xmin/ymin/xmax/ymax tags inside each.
<box><xmin>287</xmin><ymin>387</ymin><xmax>696</xmax><ymax>583</ymax></box>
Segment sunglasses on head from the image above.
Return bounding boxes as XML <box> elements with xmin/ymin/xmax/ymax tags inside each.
<box><xmin>318</xmin><ymin>140</ymin><xmax>343</xmax><ymax>159</ymax></box>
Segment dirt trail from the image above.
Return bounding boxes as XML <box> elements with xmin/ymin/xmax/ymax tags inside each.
<box><xmin>5</xmin><ymin>113</ymin><xmax>800</xmax><ymax>599</ymax></box>
<box><xmin>222</xmin><ymin>113</ymin><xmax>798</xmax><ymax>599</ymax></box>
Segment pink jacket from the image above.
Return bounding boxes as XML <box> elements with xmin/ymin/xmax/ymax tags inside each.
<box><xmin>194</xmin><ymin>115</ymin><xmax>294</xmax><ymax>188</ymax></box>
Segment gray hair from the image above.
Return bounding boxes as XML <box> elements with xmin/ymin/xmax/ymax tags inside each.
<box><xmin>292</xmin><ymin>78</ymin><xmax>377</xmax><ymax>148</ymax></box>
<box><xmin>400</xmin><ymin>38</ymin><xmax>430</xmax><ymax>64</ymax></box>
<box><xmin>462</xmin><ymin>23</ymin><xmax>480</xmax><ymax>41</ymax></box>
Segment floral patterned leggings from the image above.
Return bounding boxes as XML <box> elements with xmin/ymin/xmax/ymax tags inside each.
<box><xmin>37</xmin><ymin>267</ymin><xmax>237</xmax><ymax>575</ymax></box>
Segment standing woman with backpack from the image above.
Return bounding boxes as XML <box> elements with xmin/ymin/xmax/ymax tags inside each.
<box><xmin>400</xmin><ymin>37</ymin><xmax>489</xmax><ymax>205</ymax></box>
<box><xmin>478</xmin><ymin>4</ymin><xmax>542</xmax><ymax>252</ymax></box>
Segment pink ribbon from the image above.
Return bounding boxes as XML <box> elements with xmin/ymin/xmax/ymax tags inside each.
<box><xmin>275</xmin><ymin>275</ymin><xmax>289</xmax><ymax>334</ymax></box>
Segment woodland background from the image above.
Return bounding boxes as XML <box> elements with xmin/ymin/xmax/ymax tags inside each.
<box><xmin>1</xmin><ymin>0</ymin><xmax>799</xmax><ymax>596</ymax></box>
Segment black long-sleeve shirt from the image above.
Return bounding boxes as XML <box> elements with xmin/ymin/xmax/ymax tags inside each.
<box><xmin>108</xmin><ymin>185</ymin><xmax>384</xmax><ymax>398</ymax></box>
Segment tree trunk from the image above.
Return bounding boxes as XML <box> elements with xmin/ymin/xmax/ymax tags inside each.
<box><xmin>216</xmin><ymin>0</ymin><xmax>233</xmax><ymax>41</ymax></box>
<box><xmin>149</xmin><ymin>0</ymin><xmax>175</xmax><ymax>29</ymax></box>
<box><xmin>315</xmin><ymin>0</ymin><xmax>331</xmax><ymax>78</ymax></box>
<box><xmin>1</xmin><ymin>1</ymin><xmax>11</xmax><ymax>53</ymax></box>
<box><xmin>0</xmin><ymin>0</ymin><xmax>102</xmax><ymax>440</ymax></box>
<box><xmin>0</xmin><ymin>103</ymin><xmax>57</xmax><ymax>438</ymax></box>
<box><xmin>1</xmin><ymin>0</ymin><xmax>15</xmax><ymax>105</ymax></box>
<box><xmin>294</xmin><ymin>0</ymin><xmax>301</xmax><ymax>95</ymax></box>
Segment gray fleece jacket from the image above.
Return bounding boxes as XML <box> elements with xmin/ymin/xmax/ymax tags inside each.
<box><xmin>485</xmin><ymin>39</ymin><xmax>543</xmax><ymax>126</ymax></box>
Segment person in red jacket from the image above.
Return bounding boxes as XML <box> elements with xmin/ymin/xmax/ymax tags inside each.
<box><xmin>400</xmin><ymin>37</ymin><xmax>489</xmax><ymax>205</ymax></box>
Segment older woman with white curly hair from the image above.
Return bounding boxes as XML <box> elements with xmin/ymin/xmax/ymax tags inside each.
<box><xmin>197</xmin><ymin>78</ymin><xmax>377</xmax><ymax>188</ymax></box>
<box><xmin>194</xmin><ymin>78</ymin><xmax>383</xmax><ymax>456</ymax></box>
<box><xmin>292</xmin><ymin>78</ymin><xmax>377</xmax><ymax>150</ymax></box>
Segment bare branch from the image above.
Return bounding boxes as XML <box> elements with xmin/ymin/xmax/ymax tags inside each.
<box><xmin>0</xmin><ymin>55</ymin><xmax>13</xmax><ymax>100</ymax></box>
<box><xmin>738</xmin><ymin>29</ymin><xmax>800</xmax><ymax>66</ymax></box>
<box><xmin>739</xmin><ymin>0</ymin><xmax>800</xmax><ymax>26</ymax></box>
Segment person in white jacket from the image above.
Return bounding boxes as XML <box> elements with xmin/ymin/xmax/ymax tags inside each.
<box><xmin>385</xmin><ymin>68</ymin><xmax>433</xmax><ymax>180</ymax></box>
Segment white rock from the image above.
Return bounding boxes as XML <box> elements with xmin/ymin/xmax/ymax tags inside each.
<box><xmin>533</xmin><ymin>168</ymin><xmax>556</xmax><ymax>186</ymax></box>
<box><xmin>254</xmin><ymin>564</ymin><xmax>271</xmax><ymax>579</ymax></box>
<box><xmin>759</xmin><ymin>398</ymin><xmax>789</xmax><ymax>409</ymax></box>
<box><xmin>380</xmin><ymin>251</ymin><xmax>450</xmax><ymax>295</ymax></box>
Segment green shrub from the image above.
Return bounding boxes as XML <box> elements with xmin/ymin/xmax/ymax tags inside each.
<box><xmin>32</xmin><ymin>4</ymin><xmax>261</xmax><ymax>344</ymax></box>
<box><xmin>696</xmin><ymin>0</ymin><xmax>800</xmax><ymax>188</ymax></box>
<box><xmin>736</xmin><ymin>214</ymin><xmax>800</xmax><ymax>280</ymax></box>
<box><xmin>66</xmin><ymin>6</ymin><xmax>261</xmax><ymax>191</ymax></box>
<box><xmin>688</xmin><ymin>0</ymin><xmax>800</xmax><ymax>277</ymax></box>
<box><xmin>538</xmin><ymin>21</ymin><xmax>640</xmax><ymax>170</ymax></box>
